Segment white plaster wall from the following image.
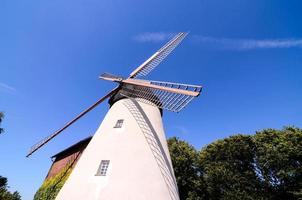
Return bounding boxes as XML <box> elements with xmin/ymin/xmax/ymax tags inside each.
<box><xmin>56</xmin><ymin>98</ymin><xmax>179</xmax><ymax>200</ymax></box>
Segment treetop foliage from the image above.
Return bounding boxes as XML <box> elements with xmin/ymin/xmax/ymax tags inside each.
<box><xmin>0</xmin><ymin>112</ymin><xmax>4</xmax><ymax>134</ymax></box>
<box><xmin>0</xmin><ymin>175</ymin><xmax>21</xmax><ymax>200</ymax></box>
<box><xmin>168</xmin><ymin>126</ymin><xmax>302</xmax><ymax>200</ymax></box>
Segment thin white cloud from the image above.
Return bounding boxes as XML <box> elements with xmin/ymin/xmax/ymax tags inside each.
<box><xmin>0</xmin><ymin>82</ymin><xmax>17</xmax><ymax>94</ymax></box>
<box><xmin>133</xmin><ymin>32</ymin><xmax>176</xmax><ymax>43</ymax></box>
<box><xmin>192</xmin><ymin>35</ymin><xmax>302</xmax><ymax>50</ymax></box>
<box><xmin>134</xmin><ymin>32</ymin><xmax>302</xmax><ymax>50</ymax></box>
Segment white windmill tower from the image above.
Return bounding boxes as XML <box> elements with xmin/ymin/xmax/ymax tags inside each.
<box><xmin>27</xmin><ymin>32</ymin><xmax>202</xmax><ymax>200</ymax></box>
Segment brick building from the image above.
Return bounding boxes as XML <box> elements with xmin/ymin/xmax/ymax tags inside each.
<box><xmin>45</xmin><ymin>136</ymin><xmax>92</xmax><ymax>180</ymax></box>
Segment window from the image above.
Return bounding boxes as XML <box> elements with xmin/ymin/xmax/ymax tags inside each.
<box><xmin>96</xmin><ymin>160</ymin><xmax>110</xmax><ymax>176</ymax></box>
<box><xmin>114</xmin><ymin>119</ymin><xmax>124</xmax><ymax>128</ymax></box>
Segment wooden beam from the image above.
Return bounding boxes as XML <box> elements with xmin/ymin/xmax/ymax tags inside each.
<box><xmin>26</xmin><ymin>87</ymin><xmax>119</xmax><ymax>157</ymax></box>
<box><xmin>129</xmin><ymin>52</ymin><xmax>159</xmax><ymax>78</ymax></box>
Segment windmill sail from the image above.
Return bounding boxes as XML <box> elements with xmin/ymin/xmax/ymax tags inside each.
<box><xmin>119</xmin><ymin>80</ymin><xmax>202</xmax><ymax>112</ymax></box>
<box><xmin>129</xmin><ymin>32</ymin><xmax>188</xmax><ymax>78</ymax></box>
<box><xmin>26</xmin><ymin>87</ymin><xmax>119</xmax><ymax>157</ymax></box>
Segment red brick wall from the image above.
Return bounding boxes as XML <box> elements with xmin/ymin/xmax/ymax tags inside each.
<box><xmin>45</xmin><ymin>143</ymin><xmax>88</xmax><ymax>180</ymax></box>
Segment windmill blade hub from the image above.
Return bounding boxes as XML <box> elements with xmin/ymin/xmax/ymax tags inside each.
<box><xmin>99</xmin><ymin>73</ymin><xmax>124</xmax><ymax>82</ymax></box>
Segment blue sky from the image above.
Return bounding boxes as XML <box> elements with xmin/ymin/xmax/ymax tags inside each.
<box><xmin>1</xmin><ymin>0</ymin><xmax>302</xmax><ymax>199</ymax></box>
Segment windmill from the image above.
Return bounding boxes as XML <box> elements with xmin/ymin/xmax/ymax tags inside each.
<box><xmin>27</xmin><ymin>32</ymin><xmax>202</xmax><ymax>200</ymax></box>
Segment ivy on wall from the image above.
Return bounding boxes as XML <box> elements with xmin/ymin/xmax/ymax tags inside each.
<box><xmin>33</xmin><ymin>164</ymin><xmax>73</xmax><ymax>200</ymax></box>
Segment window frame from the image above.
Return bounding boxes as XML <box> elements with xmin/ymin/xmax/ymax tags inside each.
<box><xmin>114</xmin><ymin>119</ymin><xmax>124</xmax><ymax>128</ymax></box>
<box><xmin>95</xmin><ymin>160</ymin><xmax>110</xmax><ymax>176</ymax></box>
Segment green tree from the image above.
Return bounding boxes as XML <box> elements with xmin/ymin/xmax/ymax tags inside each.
<box><xmin>0</xmin><ymin>175</ymin><xmax>21</xmax><ymax>200</ymax></box>
<box><xmin>0</xmin><ymin>114</ymin><xmax>21</xmax><ymax>199</ymax></box>
<box><xmin>0</xmin><ymin>112</ymin><xmax>4</xmax><ymax>134</ymax></box>
<box><xmin>198</xmin><ymin>135</ymin><xmax>264</xmax><ymax>200</ymax></box>
<box><xmin>168</xmin><ymin>137</ymin><xmax>207</xmax><ymax>200</ymax></box>
<box><xmin>169</xmin><ymin>127</ymin><xmax>302</xmax><ymax>200</ymax></box>
<box><xmin>254</xmin><ymin>127</ymin><xmax>302</xmax><ymax>199</ymax></box>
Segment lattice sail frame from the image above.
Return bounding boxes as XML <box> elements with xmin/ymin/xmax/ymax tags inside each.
<box><xmin>26</xmin><ymin>87</ymin><xmax>119</xmax><ymax>157</ymax></box>
<box><xmin>119</xmin><ymin>80</ymin><xmax>202</xmax><ymax>112</ymax></box>
<box><xmin>129</xmin><ymin>32</ymin><xmax>188</xmax><ymax>78</ymax></box>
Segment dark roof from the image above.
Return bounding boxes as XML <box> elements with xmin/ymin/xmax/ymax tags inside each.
<box><xmin>51</xmin><ymin>136</ymin><xmax>92</xmax><ymax>159</ymax></box>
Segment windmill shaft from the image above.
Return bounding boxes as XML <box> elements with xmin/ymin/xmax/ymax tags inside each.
<box><xmin>26</xmin><ymin>87</ymin><xmax>119</xmax><ymax>157</ymax></box>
